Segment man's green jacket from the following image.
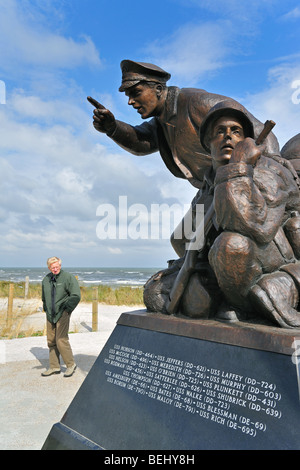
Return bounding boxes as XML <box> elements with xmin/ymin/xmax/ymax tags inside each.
<box><xmin>42</xmin><ymin>269</ymin><xmax>81</xmax><ymax>324</ymax></box>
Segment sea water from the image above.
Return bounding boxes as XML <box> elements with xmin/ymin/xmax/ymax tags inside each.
<box><xmin>0</xmin><ymin>267</ymin><xmax>161</xmax><ymax>287</ymax></box>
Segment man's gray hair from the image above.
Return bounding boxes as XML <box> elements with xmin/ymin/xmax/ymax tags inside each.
<box><xmin>47</xmin><ymin>256</ymin><xmax>62</xmax><ymax>267</ymax></box>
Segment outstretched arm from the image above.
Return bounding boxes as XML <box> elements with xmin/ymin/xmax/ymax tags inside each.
<box><xmin>87</xmin><ymin>96</ymin><xmax>158</xmax><ymax>155</ymax></box>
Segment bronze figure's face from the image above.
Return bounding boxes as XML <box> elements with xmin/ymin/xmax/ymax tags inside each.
<box><xmin>210</xmin><ymin>117</ymin><xmax>245</xmax><ymax>170</ymax></box>
<box><xmin>125</xmin><ymin>82</ymin><xmax>165</xmax><ymax>119</ymax></box>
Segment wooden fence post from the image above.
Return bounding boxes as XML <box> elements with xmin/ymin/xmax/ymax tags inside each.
<box><xmin>92</xmin><ymin>286</ymin><xmax>98</xmax><ymax>332</ymax></box>
<box><xmin>7</xmin><ymin>283</ymin><xmax>14</xmax><ymax>327</ymax></box>
<box><xmin>25</xmin><ymin>276</ymin><xmax>29</xmax><ymax>299</ymax></box>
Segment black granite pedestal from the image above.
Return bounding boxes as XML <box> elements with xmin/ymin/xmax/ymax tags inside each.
<box><xmin>42</xmin><ymin>310</ymin><xmax>300</xmax><ymax>450</ymax></box>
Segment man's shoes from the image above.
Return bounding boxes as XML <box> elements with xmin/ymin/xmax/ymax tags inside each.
<box><xmin>41</xmin><ymin>368</ymin><xmax>61</xmax><ymax>377</ymax></box>
<box><xmin>64</xmin><ymin>364</ymin><xmax>77</xmax><ymax>377</ymax></box>
<box><xmin>41</xmin><ymin>365</ymin><xmax>77</xmax><ymax>377</ymax></box>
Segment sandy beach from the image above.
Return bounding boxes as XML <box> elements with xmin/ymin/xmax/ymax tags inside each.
<box><xmin>0</xmin><ymin>301</ymin><xmax>144</xmax><ymax>450</ymax></box>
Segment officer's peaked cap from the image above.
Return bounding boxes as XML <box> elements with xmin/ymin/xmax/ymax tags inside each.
<box><xmin>119</xmin><ymin>60</ymin><xmax>171</xmax><ymax>92</ymax></box>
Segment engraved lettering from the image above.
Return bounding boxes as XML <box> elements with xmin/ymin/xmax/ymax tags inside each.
<box><xmin>102</xmin><ymin>344</ymin><xmax>283</xmax><ymax>439</ymax></box>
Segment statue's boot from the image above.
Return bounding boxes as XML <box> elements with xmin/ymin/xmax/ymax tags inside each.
<box><xmin>215</xmin><ymin>301</ymin><xmax>238</xmax><ymax>322</ymax></box>
<box><xmin>248</xmin><ymin>271</ymin><xmax>300</xmax><ymax>328</ymax></box>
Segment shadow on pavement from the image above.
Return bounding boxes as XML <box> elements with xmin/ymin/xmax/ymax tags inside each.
<box><xmin>30</xmin><ymin>346</ymin><xmax>98</xmax><ymax>375</ymax></box>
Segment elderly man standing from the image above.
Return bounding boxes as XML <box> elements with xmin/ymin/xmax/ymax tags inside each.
<box><xmin>41</xmin><ymin>257</ymin><xmax>81</xmax><ymax>377</ymax></box>
<box><xmin>88</xmin><ymin>60</ymin><xmax>279</xmax><ymax>255</ymax></box>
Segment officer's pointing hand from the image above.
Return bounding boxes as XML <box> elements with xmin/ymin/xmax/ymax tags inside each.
<box><xmin>87</xmin><ymin>96</ymin><xmax>116</xmax><ymax>135</ymax></box>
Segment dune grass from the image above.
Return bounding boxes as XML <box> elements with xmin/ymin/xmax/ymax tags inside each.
<box><xmin>80</xmin><ymin>284</ymin><xmax>144</xmax><ymax>305</ymax></box>
<box><xmin>0</xmin><ymin>280</ymin><xmax>144</xmax><ymax>305</ymax></box>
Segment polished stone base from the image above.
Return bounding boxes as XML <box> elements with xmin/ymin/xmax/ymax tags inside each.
<box><xmin>42</xmin><ymin>310</ymin><xmax>300</xmax><ymax>450</ymax></box>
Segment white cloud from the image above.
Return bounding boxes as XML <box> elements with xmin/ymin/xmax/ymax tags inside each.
<box><xmin>281</xmin><ymin>7</ymin><xmax>300</xmax><ymax>20</ymax></box>
<box><xmin>242</xmin><ymin>60</ymin><xmax>300</xmax><ymax>148</ymax></box>
<box><xmin>145</xmin><ymin>21</ymin><xmax>234</xmax><ymax>85</ymax></box>
<box><xmin>108</xmin><ymin>247</ymin><xmax>122</xmax><ymax>255</ymax></box>
<box><xmin>9</xmin><ymin>92</ymin><xmax>89</xmax><ymax>129</ymax></box>
<box><xmin>0</xmin><ymin>1</ymin><xmax>195</xmax><ymax>267</ymax></box>
<box><xmin>0</xmin><ymin>87</ymin><xmax>190</xmax><ymax>267</ymax></box>
<box><xmin>0</xmin><ymin>0</ymin><xmax>101</xmax><ymax>74</ymax></box>
<box><xmin>56</xmin><ymin>168</ymin><xmax>93</xmax><ymax>194</ymax></box>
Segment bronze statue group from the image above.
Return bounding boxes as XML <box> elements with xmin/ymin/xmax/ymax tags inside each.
<box><xmin>89</xmin><ymin>60</ymin><xmax>300</xmax><ymax>329</ymax></box>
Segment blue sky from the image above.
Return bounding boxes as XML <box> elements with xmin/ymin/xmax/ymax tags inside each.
<box><xmin>0</xmin><ymin>0</ymin><xmax>300</xmax><ymax>268</ymax></box>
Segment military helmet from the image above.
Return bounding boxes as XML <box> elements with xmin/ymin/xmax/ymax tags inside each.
<box><xmin>200</xmin><ymin>100</ymin><xmax>254</xmax><ymax>152</ymax></box>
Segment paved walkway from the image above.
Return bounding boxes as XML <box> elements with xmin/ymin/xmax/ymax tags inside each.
<box><xmin>0</xmin><ymin>305</ymin><xmax>141</xmax><ymax>450</ymax></box>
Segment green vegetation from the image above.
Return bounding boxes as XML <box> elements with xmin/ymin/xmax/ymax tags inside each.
<box><xmin>80</xmin><ymin>284</ymin><xmax>144</xmax><ymax>305</ymax></box>
<box><xmin>0</xmin><ymin>281</ymin><xmax>42</xmax><ymax>299</ymax></box>
<box><xmin>0</xmin><ymin>281</ymin><xmax>144</xmax><ymax>305</ymax></box>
